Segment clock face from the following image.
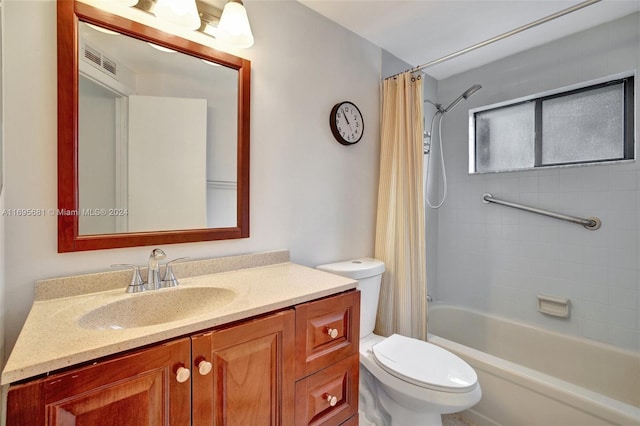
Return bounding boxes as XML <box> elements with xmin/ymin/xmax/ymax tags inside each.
<box><xmin>330</xmin><ymin>101</ymin><xmax>364</xmax><ymax>145</ymax></box>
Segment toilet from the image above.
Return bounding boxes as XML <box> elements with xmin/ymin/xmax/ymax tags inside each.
<box><xmin>317</xmin><ymin>258</ymin><xmax>481</xmax><ymax>426</ymax></box>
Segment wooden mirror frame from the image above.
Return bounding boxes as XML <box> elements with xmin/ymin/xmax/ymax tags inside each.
<box><xmin>57</xmin><ymin>0</ymin><xmax>250</xmax><ymax>252</ymax></box>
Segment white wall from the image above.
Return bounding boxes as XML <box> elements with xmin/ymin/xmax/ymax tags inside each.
<box><xmin>435</xmin><ymin>13</ymin><xmax>640</xmax><ymax>351</ymax></box>
<box><xmin>2</xmin><ymin>0</ymin><xmax>381</xmax><ymax>356</ymax></box>
<box><xmin>0</xmin><ymin>0</ymin><xmax>6</xmax><ymax>377</ymax></box>
<box><xmin>78</xmin><ymin>78</ymin><xmax>118</xmax><ymax>234</ymax></box>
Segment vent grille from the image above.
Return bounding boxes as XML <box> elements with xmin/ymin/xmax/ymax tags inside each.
<box><xmin>102</xmin><ymin>57</ymin><xmax>117</xmax><ymax>76</ymax></box>
<box><xmin>83</xmin><ymin>45</ymin><xmax>101</xmax><ymax>66</ymax></box>
<box><xmin>81</xmin><ymin>43</ymin><xmax>118</xmax><ymax>79</ymax></box>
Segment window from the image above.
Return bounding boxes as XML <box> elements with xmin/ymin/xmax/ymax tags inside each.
<box><xmin>470</xmin><ymin>76</ymin><xmax>634</xmax><ymax>173</ymax></box>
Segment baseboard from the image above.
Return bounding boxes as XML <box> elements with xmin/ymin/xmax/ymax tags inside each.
<box><xmin>461</xmin><ymin>408</ymin><xmax>502</xmax><ymax>426</ymax></box>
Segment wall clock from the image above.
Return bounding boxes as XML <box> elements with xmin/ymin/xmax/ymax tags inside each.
<box><xmin>329</xmin><ymin>101</ymin><xmax>364</xmax><ymax>145</ymax></box>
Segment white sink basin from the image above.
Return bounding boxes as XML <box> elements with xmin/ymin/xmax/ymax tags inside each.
<box><xmin>78</xmin><ymin>287</ymin><xmax>236</xmax><ymax>330</ymax></box>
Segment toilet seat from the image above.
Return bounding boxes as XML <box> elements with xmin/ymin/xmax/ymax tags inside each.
<box><xmin>372</xmin><ymin>334</ymin><xmax>478</xmax><ymax>393</ymax></box>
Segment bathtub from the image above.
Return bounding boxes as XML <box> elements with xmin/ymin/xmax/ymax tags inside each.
<box><xmin>427</xmin><ymin>303</ymin><xmax>640</xmax><ymax>426</ymax></box>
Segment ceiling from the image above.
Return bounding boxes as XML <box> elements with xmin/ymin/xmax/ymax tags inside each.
<box><xmin>298</xmin><ymin>0</ymin><xmax>640</xmax><ymax>80</ymax></box>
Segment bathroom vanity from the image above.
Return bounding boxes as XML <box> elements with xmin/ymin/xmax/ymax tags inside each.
<box><xmin>3</xmin><ymin>251</ymin><xmax>360</xmax><ymax>425</ymax></box>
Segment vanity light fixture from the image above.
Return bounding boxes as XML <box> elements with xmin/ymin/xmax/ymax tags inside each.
<box><xmin>153</xmin><ymin>0</ymin><xmax>201</xmax><ymax>30</ymax></box>
<box><xmin>216</xmin><ymin>0</ymin><xmax>254</xmax><ymax>48</ymax></box>
<box><xmin>196</xmin><ymin>1</ymin><xmax>222</xmax><ymax>38</ymax></box>
<box><xmin>130</xmin><ymin>0</ymin><xmax>255</xmax><ymax>48</ymax></box>
<box><xmin>197</xmin><ymin>0</ymin><xmax>254</xmax><ymax>48</ymax></box>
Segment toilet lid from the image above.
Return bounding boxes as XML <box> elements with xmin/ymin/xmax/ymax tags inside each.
<box><xmin>372</xmin><ymin>334</ymin><xmax>477</xmax><ymax>393</ymax></box>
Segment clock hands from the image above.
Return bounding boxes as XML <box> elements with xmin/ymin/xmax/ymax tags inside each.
<box><xmin>341</xmin><ymin>107</ymin><xmax>355</xmax><ymax>133</ymax></box>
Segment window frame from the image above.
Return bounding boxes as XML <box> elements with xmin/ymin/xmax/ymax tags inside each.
<box><xmin>468</xmin><ymin>74</ymin><xmax>635</xmax><ymax>174</ymax></box>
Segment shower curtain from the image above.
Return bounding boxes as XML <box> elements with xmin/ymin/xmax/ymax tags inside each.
<box><xmin>374</xmin><ymin>72</ymin><xmax>427</xmax><ymax>340</ymax></box>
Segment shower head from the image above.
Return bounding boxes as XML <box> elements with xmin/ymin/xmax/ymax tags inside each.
<box><xmin>442</xmin><ymin>84</ymin><xmax>482</xmax><ymax>113</ymax></box>
<box><xmin>462</xmin><ymin>84</ymin><xmax>482</xmax><ymax>99</ymax></box>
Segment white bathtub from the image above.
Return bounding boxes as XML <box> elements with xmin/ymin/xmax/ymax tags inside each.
<box><xmin>427</xmin><ymin>304</ymin><xmax>640</xmax><ymax>426</ymax></box>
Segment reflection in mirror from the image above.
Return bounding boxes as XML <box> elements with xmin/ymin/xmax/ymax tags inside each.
<box><xmin>57</xmin><ymin>0</ymin><xmax>250</xmax><ymax>252</ymax></box>
<box><xmin>78</xmin><ymin>22</ymin><xmax>238</xmax><ymax>235</ymax></box>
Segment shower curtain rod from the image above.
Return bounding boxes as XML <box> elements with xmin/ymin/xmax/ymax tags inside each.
<box><xmin>385</xmin><ymin>0</ymin><xmax>601</xmax><ymax>80</ymax></box>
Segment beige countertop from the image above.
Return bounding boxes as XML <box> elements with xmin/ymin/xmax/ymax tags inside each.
<box><xmin>2</xmin><ymin>257</ymin><xmax>356</xmax><ymax>385</ymax></box>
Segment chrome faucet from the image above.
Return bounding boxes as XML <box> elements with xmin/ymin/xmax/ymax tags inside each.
<box><xmin>114</xmin><ymin>249</ymin><xmax>189</xmax><ymax>293</ymax></box>
<box><xmin>146</xmin><ymin>248</ymin><xmax>167</xmax><ymax>291</ymax></box>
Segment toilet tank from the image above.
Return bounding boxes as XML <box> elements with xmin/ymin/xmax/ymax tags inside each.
<box><xmin>316</xmin><ymin>258</ymin><xmax>385</xmax><ymax>339</ymax></box>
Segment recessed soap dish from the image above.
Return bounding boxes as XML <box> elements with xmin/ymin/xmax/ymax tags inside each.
<box><xmin>537</xmin><ymin>294</ymin><xmax>570</xmax><ymax>318</ymax></box>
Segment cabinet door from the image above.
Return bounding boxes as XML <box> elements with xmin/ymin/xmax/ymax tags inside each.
<box><xmin>192</xmin><ymin>310</ymin><xmax>295</xmax><ymax>426</ymax></box>
<box><xmin>7</xmin><ymin>337</ymin><xmax>192</xmax><ymax>425</ymax></box>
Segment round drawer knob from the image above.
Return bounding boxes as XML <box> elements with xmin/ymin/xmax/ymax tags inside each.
<box><xmin>326</xmin><ymin>328</ymin><xmax>338</xmax><ymax>339</ymax></box>
<box><xmin>325</xmin><ymin>394</ymin><xmax>338</xmax><ymax>407</ymax></box>
<box><xmin>175</xmin><ymin>366</ymin><xmax>191</xmax><ymax>383</ymax></box>
<box><xmin>198</xmin><ymin>360</ymin><xmax>213</xmax><ymax>376</ymax></box>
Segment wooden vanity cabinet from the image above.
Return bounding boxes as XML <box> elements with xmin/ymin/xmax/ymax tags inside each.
<box><xmin>6</xmin><ymin>290</ymin><xmax>360</xmax><ymax>426</ymax></box>
<box><xmin>6</xmin><ymin>337</ymin><xmax>192</xmax><ymax>425</ymax></box>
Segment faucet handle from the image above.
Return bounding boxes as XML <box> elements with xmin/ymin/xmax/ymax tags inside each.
<box><xmin>111</xmin><ymin>264</ymin><xmax>146</xmax><ymax>293</ymax></box>
<box><xmin>161</xmin><ymin>257</ymin><xmax>189</xmax><ymax>288</ymax></box>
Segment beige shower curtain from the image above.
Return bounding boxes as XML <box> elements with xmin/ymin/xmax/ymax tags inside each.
<box><xmin>374</xmin><ymin>72</ymin><xmax>427</xmax><ymax>340</ymax></box>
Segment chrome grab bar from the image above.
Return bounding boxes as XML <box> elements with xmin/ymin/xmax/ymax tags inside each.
<box><xmin>482</xmin><ymin>193</ymin><xmax>601</xmax><ymax>231</ymax></box>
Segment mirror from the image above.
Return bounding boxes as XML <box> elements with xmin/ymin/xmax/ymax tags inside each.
<box><xmin>57</xmin><ymin>0</ymin><xmax>250</xmax><ymax>252</ymax></box>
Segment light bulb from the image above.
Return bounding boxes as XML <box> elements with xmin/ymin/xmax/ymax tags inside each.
<box><xmin>217</xmin><ymin>1</ymin><xmax>254</xmax><ymax>48</ymax></box>
<box><xmin>153</xmin><ymin>0</ymin><xmax>201</xmax><ymax>30</ymax></box>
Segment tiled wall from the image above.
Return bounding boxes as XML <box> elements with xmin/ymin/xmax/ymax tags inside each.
<box><xmin>434</xmin><ymin>13</ymin><xmax>640</xmax><ymax>351</ymax></box>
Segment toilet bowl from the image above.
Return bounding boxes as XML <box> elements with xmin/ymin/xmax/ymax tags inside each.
<box><xmin>317</xmin><ymin>258</ymin><xmax>481</xmax><ymax>426</ymax></box>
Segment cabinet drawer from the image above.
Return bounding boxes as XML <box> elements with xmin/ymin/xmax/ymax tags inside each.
<box><xmin>294</xmin><ymin>353</ymin><xmax>359</xmax><ymax>426</ymax></box>
<box><xmin>295</xmin><ymin>290</ymin><xmax>360</xmax><ymax>379</ymax></box>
